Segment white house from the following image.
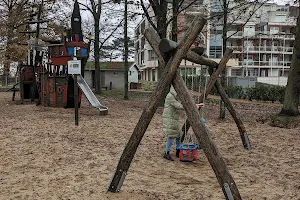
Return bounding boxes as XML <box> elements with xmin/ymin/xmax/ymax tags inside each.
<box><xmin>128</xmin><ymin>63</ymin><xmax>140</xmax><ymax>88</ymax></box>
<box><xmin>84</xmin><ymin>61</ymin><xmax>140</xmax><ymax>89</ymax></box>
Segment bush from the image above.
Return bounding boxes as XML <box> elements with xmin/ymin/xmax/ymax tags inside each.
<box><xmin>141</xmin><ymin>80</ymin><xmax>157</xmax><ymax>91</ymax></box>
<box><xmin>181</xmin><ymin>74</ymin><xmax>287</xmax><ymax>103</ymax></box>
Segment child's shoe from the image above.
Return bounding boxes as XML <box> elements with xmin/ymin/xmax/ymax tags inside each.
<box><xmin>163</xmin><ymin>152</ymin><xmax>174</xmax><ymax>161</ymax></box>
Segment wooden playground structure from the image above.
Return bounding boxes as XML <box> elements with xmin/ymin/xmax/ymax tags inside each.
<box><xmin>11</xmin><ymin>0</ymin><xmax>108</xmax><ymax>116</ymax></box>
<box><xmin>108</xmin><ymin>16</ymin><xmax>251</xmax><ymax>200</ymax></box>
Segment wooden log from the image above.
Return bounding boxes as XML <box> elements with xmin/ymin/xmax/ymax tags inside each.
<box><xmin>158</xmin><ymin>38</ymin><xmax>218</xmax><ymax>69</ymax></box>
<box><xmin>159</xmin><ymin>38</ymin><xmax>178</xmax><ymax>53</ymax></box>
<box><xmin>173</xmin><ymin>73</ymin><xmax>242</xmax><ymax>200</ymax></box>
<box><xmin>144</xmin><ymin>28</ymin><xmax>165</xmax><ymax>66</ymax></box>
<box><xmin>214</xmin><ymin>80</ymin><xmax>251</xmax><ymax>149</ymax></box>
<box><xmin>159</xmin><ymin>38</ymin><xmax>205</xmax><ymax>56</ymax></box>
<box><xmin>145</xmin><ymin>25</ymin><xmax>242</xmax><ymax>200</ymax></box>
<box><xmin>108</xmin><ymin>15</ymin><xmax>207</xmax><ymax>193</ymax></box>
<box><xmin>189</xmin><ymin>69</ymin><xmax>251</xmax><ymax>150</ymax></box>
<box><xmin>181</xmin><ymin>49</ymin><xmax>233</xmax><ymax>137</ymax></box>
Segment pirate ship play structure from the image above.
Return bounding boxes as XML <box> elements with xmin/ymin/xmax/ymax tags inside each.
<box><xmin>16</xmin><ymin>0</ymin><xmax>108</xmax><ymax>115</ymax></box>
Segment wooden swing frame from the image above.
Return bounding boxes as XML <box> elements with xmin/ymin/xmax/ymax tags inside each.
<box><xmin>108</xmin><ymin>16</ymin><xmax>245</xmax><ymax>200</ymax></box>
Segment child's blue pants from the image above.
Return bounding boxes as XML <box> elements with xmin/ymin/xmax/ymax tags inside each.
<box><xmin>166</xmin><ymin>137</ymin><xmax>180</xmax><ymax>153</ymax></box>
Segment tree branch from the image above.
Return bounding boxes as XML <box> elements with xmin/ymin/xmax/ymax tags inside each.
<box><xmin>99</xmin><ymin>18</ymin><xmax>123</xmax><ymax>48</ymax></box>
<box><xmin>226</xmin><ymin>0</ymin><xmax>268</xmax><ymax>39</ymax></box>
<box><xmin>140</xmin><ymin>0</ymin><xmax>158</xmax><ymax>33</ymax></box>
<box><xmin>78</xmin><ymin>2</ymin><xmax>94</xmax><ymax>15</ymax></box>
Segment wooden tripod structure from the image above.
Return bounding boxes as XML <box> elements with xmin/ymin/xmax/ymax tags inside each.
<box><xmin>108</xmin><ymin>16</ymin><xmax>243</xmax><ymax>199</ymax></box>
<box><xmin>158</xmin><ymin>39</ymin><xmax>251</xmax><ymax>150</ymax></box>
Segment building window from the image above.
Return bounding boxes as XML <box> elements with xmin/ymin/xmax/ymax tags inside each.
<box><xmin>253</xmin><ymin>68</ymin><xmax>258</xmax><ymax>76</ymax></box>
<box><xmin>152</xmin><ymin>69</ymin><xmax>156</xmax><ymax>81</ymax></box>
<box><xmin>141</xmin><ymin>51</ymin><xmax>144</xmax><ymax>65</ymax></box>
<box><xmin>141</xmin><ymin>37</ymin><xmax>145</xmax><ymax>50</ymax></box>
<box><xmin>270</xmin><ymin>26</ymin><xmax>279</xmax><ymax>35</ymax></box>
<box><xmin>141</xmin><ymin>20</ymin><xmax>145</xmax><ymax>34</ymax></box>
<box><xmin>148</xmin><ymin>50</ymin><xmax>157</xmax><ymax>61</ymax></box>
<box><xmin>209</xmin><ymin>46</ymin><xmax>222</xmax><ymax>58</ymax></box>
<box><xmin>135</xmin><ymin>28</ymin><xmax>140</xmax><ymax>39</ymax></box>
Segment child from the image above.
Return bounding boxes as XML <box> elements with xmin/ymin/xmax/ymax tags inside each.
<box><xmin>162</xmin><ymin>86</ymin><xmax>204</xmax><ymax>161</ymax></box>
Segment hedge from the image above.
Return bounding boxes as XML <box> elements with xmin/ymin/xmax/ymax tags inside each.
<box><xmin>181</xmin><ymin>75</ymin><xmax>286</xmax><ymax>103</ymax></box>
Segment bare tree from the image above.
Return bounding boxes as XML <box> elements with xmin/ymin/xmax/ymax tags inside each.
<box><xmin>78</xmin><ymin>0</ymin><xmax>124</xmax><ymax>94</ymax></box>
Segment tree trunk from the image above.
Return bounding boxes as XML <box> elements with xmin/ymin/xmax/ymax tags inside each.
<box><xmin>171</xmin><ymin>0</ymin><xmax>179</xmax><ymax>42</ymax></box>
<box><xmin>124</xmin><ymin>0</ymin><xmax>129</xmax><ymax>99</ymax></box>
<box><xmin>280</xmin><ymin>6</ymin><xmax>300</xmax><ymax>116</ymax></box>
<box><xmin>94</xmin><ymin>18</ymin><xmax>102</xmax><ymax>94</ymax></box>
<box><xmin>220</xmin><ymin>0</ymin><xmax>228</xmax><ymax>119</ymax></box>
<box><xmin>4</xmin><ymin>9</ymin><xmax>14</xmax><ymax>86</ymax></box>
<box><xmin>155</xmin><ymin>0</ymin><xmax>168</xmax><ymax>80</ymax></box>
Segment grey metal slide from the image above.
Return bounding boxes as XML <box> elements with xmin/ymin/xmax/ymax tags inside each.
<box><xmin>76</xmin><ymin>75</ymin><xmax>108</xmax><ymax>112</ymax></box>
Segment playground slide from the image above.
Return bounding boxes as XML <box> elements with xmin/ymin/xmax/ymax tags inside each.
<box><xmin>76</xmin><ymin>75</ymin><xmax>108</xmax><ymax>111</ymax></box>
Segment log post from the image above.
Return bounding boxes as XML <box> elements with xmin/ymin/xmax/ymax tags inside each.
<box><xmin>173</xmin><ymin>73</ymin><xmax>242</xmax><ymax>200</ymax></box>
<box><xmin>158</xmin><ymin>38</ymin><xmax>219</xmax><ymax>69</ymax></box>
<box><xmin>145</xmin><ymin>27</ymin><xmax>242</xmax><ymax>200</ymax></box>
<box><xmin>181</xmin><ymin>49</ymin><xmax>233</xmax><ymax>136</ymax></box>
<box><xmin>108</xmin><ymin>16</ymin><xmax>207</xmax><ymax>193</ymax></box>
<box><xmin>214</xmin><ymin>80</ymin><xmax>251</xmax><ymax>149</ymax></box>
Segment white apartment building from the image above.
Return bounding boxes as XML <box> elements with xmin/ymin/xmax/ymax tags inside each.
<box><xmin>135</xmin><ymin>2</ymin><xmax>297</xmax><ymax>86</ymax></box>
<box><xmin>210</xmin><ymin>2</ymin><xmax>297</xmax><ymax>85</ymax></box>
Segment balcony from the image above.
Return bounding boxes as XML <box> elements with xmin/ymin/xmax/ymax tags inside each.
<box><xmin>226</xmin><ymin>31</ymin><xmax>295</xmax><ymax>40</ymax></box>
<box><xmin>232</xmin><ymin>61</ymin><xmax>291</xmax><ymax>68</ymax></box>
<box><xmin>228</xmin><ymin>46</ymin><xmax>293</xmax><ymax>54</ymax></box>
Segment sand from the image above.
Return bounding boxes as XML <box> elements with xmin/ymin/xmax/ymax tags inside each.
<box><xmin>0</xmin><ymin>91</ymin><xmax>299</xmax><ymax>200</ymax></box>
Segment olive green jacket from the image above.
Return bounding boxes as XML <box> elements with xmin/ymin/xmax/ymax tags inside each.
<box><xmin>162</xmin><ymin>87</ymin><xmax>184</xmax><ymax>138</ymax></box>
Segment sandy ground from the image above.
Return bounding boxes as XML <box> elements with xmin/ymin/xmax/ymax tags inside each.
<box><xmin>0</xmin><ymin>91</ymin><xmax>299</xmax><ymax>200</ymax></box>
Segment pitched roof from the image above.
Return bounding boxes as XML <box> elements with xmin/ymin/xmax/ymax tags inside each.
<box><xmin>85</xmin><ymin>61</ymin><xmax>134</xmax><ymax>71</ymax></box>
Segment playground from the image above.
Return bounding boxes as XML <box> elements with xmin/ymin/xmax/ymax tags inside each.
<box><xmin>0</xmin><ymin>91</ymin><xmax>299</xmax><ymax>199</ymax></box>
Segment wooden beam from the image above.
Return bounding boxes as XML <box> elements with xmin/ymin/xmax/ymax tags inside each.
<box><xmin>108</xmin><ymin>15</ymin><xmax>207</xmax><ymax>193</ymax></box>
<box><xmin>181</xmin><ymin>51</ymin><xmax>233</xmax><ymax>135</ymax></box>
<box><xmin>172</xmin><ymin>73</ymin><xmax>242</xmax><ymax>199</ymax></box>
<box><xmin>144</xmin><ymin>28</ymin><xmax>165</xmax><ymax>65</ymax></box>
<box><xmin>159</xmin><ymin>38</ymin><xmax>219</xmax><ymax>69</ymax></box>
<box><xmin>183</xmin><ymin>69</ymin><xmax>251</xmax><ymax>150</ymax></box>
<box><xmin>214</xmin><ymin>80</ymin><xmax>251</xmax><ymax>149</ymax></box>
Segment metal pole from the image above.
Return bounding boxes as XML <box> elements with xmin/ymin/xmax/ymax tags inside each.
<box><xmin>74</xmin><ymin>74</ymin><xmax>78</xmax><ymax>126</ymax></box>
<box><xmin>271</xmin><ymin>38</ymin><xmax>273</xmax><ymax>77</ymax></box>
<box><xmin>259</xmin><ymin>33</ymin><xmax>261</xmax><ymax>76</ymax></box>
<box><xmin>282</xmin><ymin>36</ymin><xmax>285</xmax><ymax>77</ymax></box>
<box><xmin>246</xmin><ymin>33</ymin><xmax>248</xmax><ymax>76</ymax></box>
